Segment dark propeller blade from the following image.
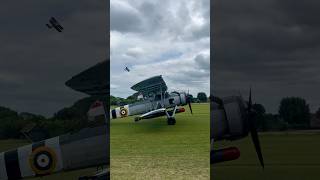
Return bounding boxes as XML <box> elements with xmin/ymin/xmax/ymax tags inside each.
<box><xmin>186</xmin><ymin>91</ymin><xmax>193</xmax><ymax>114</ymax></box>
<box><xmin>188</xmin><ymin>101</ymin><xmax>193</xmax><ymax>114</ymax></box>
<box><xmin>247</xmin><ymin>88</ymin><xmax>264</xmax><ymax>168</ymax></box>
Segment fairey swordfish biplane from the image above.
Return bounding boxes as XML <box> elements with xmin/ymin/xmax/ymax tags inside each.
<box><xmin>0</xmin><ymin>60</ymin><xmax>109</xmax><ymax>180</ymax></box>
<box><xmin>110</xmin><ymin>75</ymin><xmax>193</xmax><ymax>125</ymax></box>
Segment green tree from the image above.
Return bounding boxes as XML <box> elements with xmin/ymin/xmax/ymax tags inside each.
<box><xmin>188</xmin><ymin>94</ymin><xmax>195</xmax><ymax>103</ymax></box>
<box><xmin>316</xmin><ymin>107</ymin><xmax>320</xmax><ymax>119</ymax></box>
<box><xmin>279</xmin><ymin>97</ymin><xmax>310</xmax><ymax>127</ymax></box>
<box><xmin>252</xmin><ymin>103</ymin><xmax>267</xmax><ymax>131</ymax></box>
<box><xmin>197</xmin><ymin>92</ymin><xmax>208</xmax><ymax>102</ymax></box>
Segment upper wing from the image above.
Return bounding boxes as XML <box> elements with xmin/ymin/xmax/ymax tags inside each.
<box><xmin>50</xmin><ymin>17</ymin><xmax>58</xmax><ymax>23</ymax></box>
<box><xmin>131</xmin><ymin>75</ymin><xmax>167</xmax><ymax>97</ymax></box>
<box><xmin>65</xmin><ymin>60</ymin><xmax>109</xmax><ymax>96</ymax></box>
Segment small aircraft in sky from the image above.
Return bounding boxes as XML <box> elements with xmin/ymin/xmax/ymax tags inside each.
<box><xmin>124</xmin><ymin>66</ymin><xmax>130</xmax><ymax>72</ymax></box>
<box><xmin>46</xmin><ymin>17</ymin><xmax>64</xmax><ymax>32</ymax></box>
<box><xmin>110</xmin><ymin>75</ymin><xmax>193</xmax><ymax>125</ymax></box>
<box><xmin>0</xmin><ymin>60</ymin><xmax>109</xmax><ymax>179</ymax></box>
<box><xmin>211</xmin><ymin>90</ymin><xmax>264</xmax><ymax>168</ymax></box>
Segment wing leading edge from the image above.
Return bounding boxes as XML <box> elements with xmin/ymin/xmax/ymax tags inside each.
<box><xmin>131</xmin><ymin>75</ymin><xmax>167</xmax><ymax>96</ymax></box>
<box><xmin>65</xmin><ymin>60</ymin><xmax>109</xmax><ymax>96</ymax></box>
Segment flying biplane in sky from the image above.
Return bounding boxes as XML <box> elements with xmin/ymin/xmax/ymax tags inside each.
<box><xmin>124</xmin><ymin>67</ymin><xmax>130</xmax><ymax>72</ymax></box>
<box><xmin>211</xmin><ymin>90</ymin><xmax>264</xmax><ymax>168</ymax></box>
<box><xmin>110</xmin><ymin>75</ymin><xmax>193</xmax><ymax>125</ymax></box>
<box><xmin>0</xmin><ymin>60</ymin><xmax>109</xmax><ymax>180</ymax></box>
<box><xmin>46</xmin><ymin>17</ymin><xmax>64</xmax><ymax>32</ymax></box>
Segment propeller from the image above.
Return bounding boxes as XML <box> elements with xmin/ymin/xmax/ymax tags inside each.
<box><xmin>247</xmin><ymin>88</ymin><xmax>264</xmax><ymax>168</ymax></box>
<box><xmin>186</xmin><ymin>90</ymin><xmax>193</xmax><ymax>114</ymax></box>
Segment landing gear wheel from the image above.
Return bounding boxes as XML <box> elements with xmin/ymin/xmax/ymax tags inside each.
<box><xmin>167</xmin><ymin>117</ymin><xmax>176</xmax><ymax>125</ymax></box>
<box><xmin>134</xmin><ymin>117</ymin><xmax>139</xmax><ymax>122</ymax></box>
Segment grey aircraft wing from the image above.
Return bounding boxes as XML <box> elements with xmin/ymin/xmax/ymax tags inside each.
<box><xmin>131</xmin><ymin>75</ymin><xmax>167</xmax><ymax>97</ymax></box>
<box><xmin>65</xmin><ymin>60</ymin><xmax>109</xmax><ymax>96</ymax></box>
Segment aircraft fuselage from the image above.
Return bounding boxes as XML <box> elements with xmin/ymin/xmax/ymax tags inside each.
<box><xmin>110</xmin><ymin>92</ymin><xmax>188</xmax><ymax>119</ymax></box>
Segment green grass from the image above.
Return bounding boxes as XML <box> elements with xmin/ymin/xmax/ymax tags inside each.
<box><xmin>2</xmin><ymin>105</ymin><xmax>320</xmax><ymax>180</ymax></box>
<box><xmin>111</xmin><ymin>103</ymin><xmax>210</xmax><ymax>180</ymax></box>
<box><xmin>213</xmin><ymin>132</ymin><xmax>320</xmax><ymax>180</ymax></box>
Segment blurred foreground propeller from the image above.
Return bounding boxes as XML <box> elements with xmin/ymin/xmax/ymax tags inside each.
<box><xmin>247</xmin><ymin>88</ymin><xmax>264</xmax><ymax>168</ymax></box>
<box><xmin>186</xmin><ymin>90</ymin><xmax>193</xmax><ymax>114</ymax></box>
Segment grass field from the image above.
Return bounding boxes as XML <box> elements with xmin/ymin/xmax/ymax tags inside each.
<box><xmin>3</xmin><ymin>102</ymin><xmax>319</xmax><ymax>180</ymax></box>
<box><xmin>213</xmin><ymin>131</ymin><xmax>320</xmax><ymax>180</ymax></box>
<box><xmin>110</xmin><ymin>103</ymin><xmax>210</xmax><ymax>180</ymax></box>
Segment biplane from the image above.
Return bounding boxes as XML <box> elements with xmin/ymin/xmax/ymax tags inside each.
<box><xmin>124</xmin><ymin>67</ymin><xmax>130</xmax><ymax>72</ymax></box>
<box><xmin>0</xmin><ymin>60</ymin><xmax>109</xmax><ymax>179</ymax></box>
<box><xmin>110</xmin><ymin>75</ymin><xmax>193</xmax><ymax>125</ymax></box>
<box><xmin>46</xmin><ymin>17</ymin><xmax>64</xmax><ymax>32</ymax></box>
<box><xmin>211</xmin><ymin>90</ymin><xmax>264</xmax><ymax>168</ymax></box>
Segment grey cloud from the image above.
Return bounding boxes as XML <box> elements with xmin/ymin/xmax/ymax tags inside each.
<box><xmin>110</xmin><ymin>0</ymin><xmax>210</xmax><ymax>98</ymax></box>
<box><xmin>111</xmin><ymin>0</ymin><xmax>209</xmax><ymax>40</ymax></box>
<box><xmin>125</xmin><ymin>47</ymin><xmax>145</xmax><ymax>58</ymax></box>
<box><xmin>213</xmin><ymin>0</ymin><xmax>320</xmax><ymax>113</ymax></box>
<box><xmin>110</xmin><ymin>1</ymin><xmax>143</xmax><ymax>32</ymax></box>
<box><xmin>195</xmin><ymin>54</ymin><xmax>210</xmax><ymax>71</ymax></box>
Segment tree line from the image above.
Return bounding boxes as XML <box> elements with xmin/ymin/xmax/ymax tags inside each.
<box><xmin>110</xmin><ymin>92</ymin><xmax>209</xmax><ymax>106</ymax></box>
<box><xmin>0</xmin><ymin>95</ymin><xmax>318</xmax><ymax>140</ymax></box>
<box><xmin>0</xmin><ymin>96</ymin><xmax>108</xmax><ymax>140</ymax></box>
<box><xmin>254</xmin><ymin>97</ymin><xmax>315</xmax><ymax>131</ymax></box>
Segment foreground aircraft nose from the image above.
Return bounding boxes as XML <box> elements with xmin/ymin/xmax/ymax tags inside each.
<box><xmin>211</xmin><ymin>147</ymin><xmax>240</xmax><ymax>164</ymax></box>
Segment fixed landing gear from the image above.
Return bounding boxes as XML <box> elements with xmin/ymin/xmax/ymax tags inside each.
<box><xmin>166</xmin><ymin>105</ymin><xmax>177</xmax><ymax>125</ymax></box>
<box><xmin>134</xmin><ymin>117</ymin><xmax>141</xmax><ymax>122</ymax></box>
<box><xmin>167</xmin><ymin>117</ymin><xmax>176</xmax><ymax>125</ymax></box>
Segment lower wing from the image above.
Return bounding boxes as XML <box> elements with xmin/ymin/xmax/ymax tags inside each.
<box><xmin>135</xmin><ymin>107</ymin><xmax>185</xmax><ymax>121</ymax></box>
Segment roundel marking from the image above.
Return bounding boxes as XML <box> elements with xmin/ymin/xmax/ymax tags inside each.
<box><xmin>120</xmin><ymin>107</ymin><xmax>128</xmax><ymax>117</ymax></box>
<box><xmin>29</xmin><ymin>146</ymin><xmax>57</xmax><ymax>175</ymax></box>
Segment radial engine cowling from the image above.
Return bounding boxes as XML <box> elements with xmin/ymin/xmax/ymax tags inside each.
<box><xmin>211</xmin><ymin>96</ymin><xmax>249</xmax><ymax>141</ymax></box>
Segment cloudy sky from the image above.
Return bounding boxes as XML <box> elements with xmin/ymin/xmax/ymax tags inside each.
<box><xmin>110</xmin><ymin>0</ymin><xmax>210</xmax><ymax>98</ymax></box>
<box><xmin>213</xmin><ymin>0</ymin><xmax>320</xmax><ymax>113</ymax></box>
<box><xmin>0</xmin><ymin>0</ymin><xmax>107</xmax><ymax>117</ymax></box>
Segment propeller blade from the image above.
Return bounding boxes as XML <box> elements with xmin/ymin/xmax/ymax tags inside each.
<box><xmin>188</xmin><ymin>102</ymin><xmax>193</xmax><ymax>114</ymax></box>
<box><xmin>250</xmin><ymin>122</ymin><xmax>264</xmax><ymax>168</ymax></box>
<box><xmin>247</xmin><ymin>88</ymin><xmax>264</xmax><ymax>168</ymax></box>
<box><xmin>186</xmin><ymin>92</ymin><xmax>193</xmax><ymax>114</ymax></box>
